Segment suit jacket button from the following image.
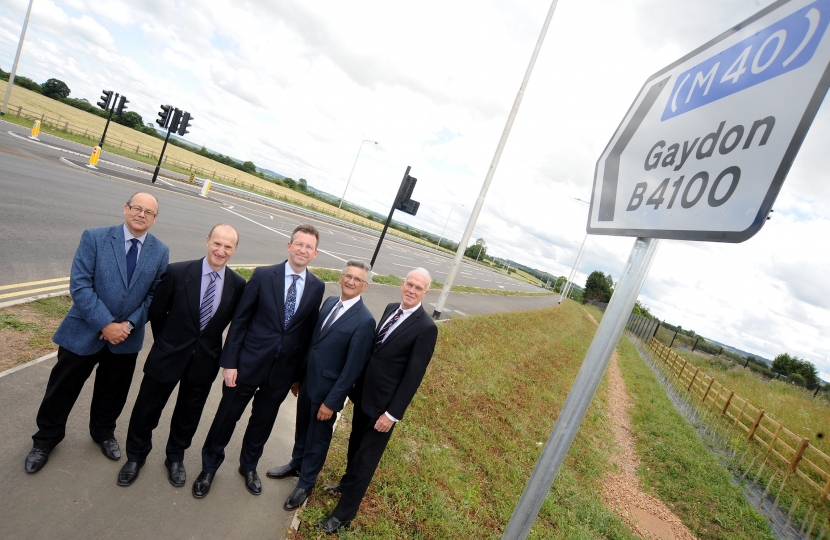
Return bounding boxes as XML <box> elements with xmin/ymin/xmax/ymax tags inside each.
<box><xmin>122</xmin><ymin>294</ymin><xmax>126</xmax><ymax>298</ymax></box>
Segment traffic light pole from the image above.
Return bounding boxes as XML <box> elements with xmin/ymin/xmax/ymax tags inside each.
<box><xmin>369</xmin><ymin>166</ymin><xmax>410</xmax><ymax>268</ymax></box>
<box><xmin>98</xmin><ymin>93</ymin><xmax>118</xmax><ymax>148</ymax></box>
<box><xmin>152</xmin><ymin>127</ymin><xmax>173</xmax><ymax>184</ymax></box>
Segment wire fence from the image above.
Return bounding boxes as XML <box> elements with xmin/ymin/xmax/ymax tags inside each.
<box><xmin>625</xmin><ymin>315</ymin><xmax>830</xmax><ymax>538</ymax></box>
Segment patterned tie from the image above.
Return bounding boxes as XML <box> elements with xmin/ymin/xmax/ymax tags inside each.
<box><xmin>199</xmin><ymin>271</ymin><xmax>218</xmax><ymax>331</ymax></box>
<box><xmin>319</xmin><ymin>301</ymin><xmax>343</xmax><ymax>336</ymax></box>
<box><xmin>284</xmin><ymin>274</ymin><xmax>300</xmax><ymax>328</ymax></box>
<box><xmin>126</xmin><ymin>238</ymin><xmax>139</xmax><ymax>284</ymax></box>
<box><xmin>375</xmin><ymin>308</ymin><xmax>403</xmax><ymax>350</ymax></box>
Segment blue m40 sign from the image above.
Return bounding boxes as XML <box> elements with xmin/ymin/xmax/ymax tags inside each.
<box><xmin>588</xmin><ymin>0</ymin><xmax>830</xmax><ymax>242</ymax></box>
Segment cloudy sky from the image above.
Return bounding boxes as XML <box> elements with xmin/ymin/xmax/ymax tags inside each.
<box><xmin>1</xmin><ymin>0</ymin><xmax>828</xmax><ymax>377</ymax></box>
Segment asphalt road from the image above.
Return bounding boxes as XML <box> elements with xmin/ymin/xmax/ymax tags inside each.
<box><xmin>0</xmin><ymin>122</ymin><xmax>546</xmax><ymax>310</ymax></box>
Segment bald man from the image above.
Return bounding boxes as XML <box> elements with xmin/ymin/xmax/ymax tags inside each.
<box><xmin>26</xmin><ymin>192</ymin><xmax>169</xmax><ymax>474</ymax></box>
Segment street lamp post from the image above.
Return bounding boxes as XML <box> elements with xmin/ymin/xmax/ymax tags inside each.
<box><xmin>437</xmin><ymin>203</ymin><xmax>464</xmax><ymax>249</ymax></box>
<box><xmin>337</xmin><ymin>139</ymin><xmax>378</xmax><ymax>217</ymax></box>
<box><xmin>1</xmin><ymin>0</ymin><xmax>35</xmax><ymax>116</ymax></box>
<box><xmin>559</xmin><ymin>198</ymin><xmax>590</xmax><ymax>304</ymax></box>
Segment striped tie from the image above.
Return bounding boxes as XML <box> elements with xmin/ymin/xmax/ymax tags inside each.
<box><xmin>199</xmin><ymin>271</ymin><xmax>218</xmax><ymax>331</ymax></box>
<box><xmin>375</xmin><ymin>308</ymin><xmax>403</xmax><ymax>350</ymax></box>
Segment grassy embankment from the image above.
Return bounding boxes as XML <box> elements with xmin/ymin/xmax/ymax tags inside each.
<box><xmin>292</xmin><ymin>301</ymin><xmax>770</xmax><ymax>539</ymax></box>
<box><xmin>0</xmin><ymin>296</ymin><xmax>72</xmax><ymax>372</ymax></box>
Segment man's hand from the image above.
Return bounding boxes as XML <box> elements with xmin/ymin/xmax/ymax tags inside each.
<box><xmin>290</xmin><ymin>381</ymin><xmax>300</xmax><ymax>397</ymax></box>
<box><xmin>100</xmin><ymin>322</ymin><xmax>130</xmax><ymax>344</ymax></box>
<box><xmin>374</xmin><ymin>414</ymin><xmax>394</xmax><ymax>433</ymax></box>
<box><xmin>223</xmin><ymin>368</ymin><xmax>238</xmax><ymax>387</ymax></box>
<box><xmin>317</xmin><ymin>403</ymin><xmax>334</xmax><ymax>421</ymax></box>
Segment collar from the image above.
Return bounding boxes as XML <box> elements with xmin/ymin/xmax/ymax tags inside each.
<box><xmin>397</xmin><ymin>302</ymin><xmax>421</xmax><ymax>316</ymax></box>
<box><xmin>202</xmin><ymin>257</ymin><xmax>226</xmax><ymax>280</ymax></box>
<box><xmin>338</xmin><ymin>295</ymin><xmax>362</xmax><ymax>311</ymax></box>
<box><xmin>123</xmin><ymin>223</ymin><xmax>147</xmax><ymax>244</ymax></box>
<box><xmin>285</xmin><ymin>261</ymin><xmax>307</xmax><ymax>281</ymax></box>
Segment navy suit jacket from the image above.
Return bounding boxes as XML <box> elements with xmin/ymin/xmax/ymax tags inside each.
<box><xmin>355</xmin><ymin>302</ymin><xmax>438</xmax><ymax>421</ymax></box>
<box><xmin>144</xmin><ymin>259</ymin><xmax>246</xmax><ymax>385</ymax></box>
<box><xmin>53</xmin><ymin>225</ymin><xmax>169</xmax><ymax>356</ymax></box>
<box><xmin>302</xmin><ymin>296</ymin><xmax>375</xmax><ymax>412</ymax></box>
<box><xmin>219</xmin><ymin>262</ymin><xmax>325</xmax><ymax>388</ymax></box>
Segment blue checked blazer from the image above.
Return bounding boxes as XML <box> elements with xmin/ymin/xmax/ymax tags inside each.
<box><xmin>53</xmin><ymin>225</ymin><xmax>169</xmax><ymax>356</ymax></box>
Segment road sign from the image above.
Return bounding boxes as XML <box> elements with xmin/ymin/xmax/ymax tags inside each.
<box><xmin>588</xmin><ymin>0</ymin><xmax>830</xmax><ymax>242</ymax></box>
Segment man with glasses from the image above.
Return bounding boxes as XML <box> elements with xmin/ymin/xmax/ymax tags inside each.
<box><xmin>25</xmin><ymin>192</ymin><xmax>169</xmax><ymax>474</ymax></box>
<box><xmin>266</xmin><ymin>260</ymin><xmax>376</xmax><ymax>511</ymax></box>
<box><xmin>193</xmin><ymin>224</ymin><xmax>325</xmax><ymax>499</ymax></box>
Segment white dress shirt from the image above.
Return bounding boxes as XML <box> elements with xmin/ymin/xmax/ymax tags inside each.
<box><xmin>319</xmin><ymin>295</ymin><xmax>362</xmax><ymax>329</ymax></box>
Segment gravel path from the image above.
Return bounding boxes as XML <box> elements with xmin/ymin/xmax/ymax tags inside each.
<box><xmin>601</xmin><ymin>351</ymin><xmax>697</xmax><ymax>540</ymax></box>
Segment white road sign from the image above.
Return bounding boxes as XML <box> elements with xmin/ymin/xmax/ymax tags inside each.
<box><xmin>588</xmin><ymin>0</ymin><xmax>830</xmax><ymax>242</ymax></box>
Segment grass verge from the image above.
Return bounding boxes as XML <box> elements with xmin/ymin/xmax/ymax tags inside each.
<box><xmin>0</xmin><ymin>295</ymin><xmax>73</xmax><ymax>373</ymax></box>
<box><xmin>615</xmin><ymin>336</ymin><xmax>775</xmax><ymax>539</ymax></box>
<box><xmin>293</xmin><ymin>302</ymin><xmax>637</xmax><ymax>539</ymax></box>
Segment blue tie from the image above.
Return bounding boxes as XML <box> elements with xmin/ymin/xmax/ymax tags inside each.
<box><xmin>199</xmin><ymin>271</ymin><xmax>218</xmax><ymax>331</ymax></box>
<box><xmin>284</xmin><ymin>275</ymin><xmax>300</xmax><ymax>328</ymax></box>
<box><xmin>126</xmin><ymin>238</ymin><xmax>139</xmax><ymax>284</ymax></box>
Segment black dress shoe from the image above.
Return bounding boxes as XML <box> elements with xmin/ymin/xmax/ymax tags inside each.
<box><xmin>100</xmin><ymin>439</ymin><xmax>121</xmax><ymax>461</ymax></box>
<box><xmin>265</xmin><ymin>463</ymin><xmax>299</xmax><ymax>479</ymax></box>
<box><xmin>24</xmin><ymin>448</ymin><xmax>50</xmax><ymax>474</ymax></box>
<box><xmin>192</xmin><ymin>471</ymin><xmax>215</xmax><ymax>499</ymax></box>
<box><xmin>323</xmin><ymin>483</ymin><xmax>343</xmax><ymax>494</ymax></box>
<box><xmin>164</xmin><ymin>458</ymin><xmax>186</xmax><ymax>487</ymax></box>
<box><xmin>239</xmin><ymin>467</ymin><xmax>262</xmax><ymax>495</ymax></box>
<box><xmin>283</xmin><ymin>486</ymin><xmax>311</xmax><ymax>510</ymax></box>
<box><xmin>117</xmin><ymin>460</ymin><xmax>146</xmax><ymax>486</ymax></box>
<box><xmin>315</xmin><ymin>516</ymin><xmax>351</xmax><ymax>534</ymax></box>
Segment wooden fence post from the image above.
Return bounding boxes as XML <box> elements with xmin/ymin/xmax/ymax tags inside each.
<box><xmin>721</xmin><ymin>390</ymin><xmax>734</xmax><ymax>415</ymax></box>
<box><xmin>789</xmin><ymin>438</ymin><xmax>810</xmax><ymax>472</ymax></box>
<box><xmin>687</xmin><ymin>368</ymin><xmax>699</xmax><ymax>391</ymax></box>
<box><xmin>747</xmin><ymin>409</ymin><xmax>765</xmax><ymax>440</ymax></box>
<box><xmin>702</xmin><ymin>377</ymin><xmax>715</xmax><ymax>403</ymax></box>
<box><xmin>678</xmin><ymin>359</ymin><xmax>688</xmax><ymax>378</ymax></box>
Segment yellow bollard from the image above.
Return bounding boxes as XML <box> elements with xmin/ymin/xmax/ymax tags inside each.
<box><xmin>87</xmin><ymin>146</ymin><xmax>101</xmax><ymax>168</ymax></box>
<box><xmin>29</xmin><ymin>120</ymin><xmax>41</xmax><ymax>140</ymax></box>
<box><xmin>200</xmin><ymin>180</ymin><xmax>211</xmax><ymax>197</ymax></box>
<box><xmin>189</xmin><ymin>172</ymin><xmax>195</xmax><ymax>184</ymax></box>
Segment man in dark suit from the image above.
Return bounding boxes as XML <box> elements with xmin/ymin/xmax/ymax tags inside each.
<box><xmin>266</xmin><ymin>260</ymin><xmax>376</xmax><ymax>511</ymax></box>
<box><xmin>316</xmin><ymin>267</ymin><xmax>438</xmax><ymax>534</ymax></box>
<box><xmin>25</xmin><ymin>192</ymin><xmax>169</xmax><ymax>474</ymax></box>
<box><xmin>116</xmin><ymin>224</ymin><xmax>246</xmax><ymax>487</ymax></box>
<box><xmin>193</xmin><ymin>224</ymin><xmax>325</xmax><ymax>499</ymax></box>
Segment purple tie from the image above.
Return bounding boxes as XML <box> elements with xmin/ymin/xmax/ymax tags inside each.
<box><xmin>375</xmin><ymin>308</ymin><xmax>403</xmax><ymax>350</ymax></box>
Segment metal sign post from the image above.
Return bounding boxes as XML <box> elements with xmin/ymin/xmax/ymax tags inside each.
<box><xmin>504</xmin><ymin>0</ymin><xmax>830</xmax><ymax>536</ymax></box>
<box><xmin>502</xmin><ymin>237</ymin><xmax>659</xmax><ymax>540</ymax></box>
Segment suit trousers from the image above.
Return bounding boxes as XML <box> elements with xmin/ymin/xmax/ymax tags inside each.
<box><xmin>33</xmin><ymin>346</ymin><xmax>138</xmax><ymax>450</ymax></box>
<box><xmin>289</xmin><ymin>384</ymin><xmax>337</xmax><ymax>490</ymax></box>
<box><xmin>332</xmin><ymin>401</ymin><xmax>395</xmax><ymax>522</ymax></box>
<box><xmin>125</xmin><ymin>366</ymin><xmax>214</xmax><ymax>463</ymax></box>
<box><xmin>201</xmin><ymin>380</ymin><xmax>291</xmax><ymax>473</ymax></box>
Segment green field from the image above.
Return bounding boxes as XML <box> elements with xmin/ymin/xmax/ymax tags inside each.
<box><xmin>292</xmin><ymin>301</ymin><xmax>771</xmax><ymax>539</ymax></box>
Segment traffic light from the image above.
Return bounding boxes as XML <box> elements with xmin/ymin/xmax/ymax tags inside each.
<box><xmin>395</xmin><ymin>172</ymin><xmax>419</xmax><ymax>215</ymax></box>
<box><xmin>97</xmin><ymin>90</ymin><xmax>113</xmax><ymax>110</ymax></box>
<box><xmin>115</xmin><ymin>95</ymin><xmax>129</xmax><ymax>116</ymax></box>
<box><xmin>156</xmin><ymin>105</ymin><xmax>172</xmax><ymax>128</ymax></box>
<box><xmin>168</xmin><ymin>108</ymin><xmax>182</xmax><ymax>133</ymax></box>
<box><xmin>177</xmin><ymin>111</ymin><xmax>193</xmax><ymax>136</ymax></box>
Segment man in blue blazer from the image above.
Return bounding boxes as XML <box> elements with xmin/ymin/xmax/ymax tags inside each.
<box><xmin>25</xmin><ymin>192</ymin><xmax>169</xmax><ymax>474</ymax></box>
<box><xmin>194</xmin><ymin>224</ymin><xmax>326</xmax><ymax>499</ymax></box>
<box><xmin>266</xmin><ymin>260</ymin><xmax>376</xmax><ymax>511</ymax></box>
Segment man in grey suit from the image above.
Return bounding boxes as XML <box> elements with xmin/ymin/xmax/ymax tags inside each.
<box><xmin>266</xmin><ymin>260</ymin><xmax>376</xmax><ymax>511</ymax></box>
<box><xmin>25</xmin><ymin>192</ymin><xmax>170</xmax><ymax>474</ymax></box>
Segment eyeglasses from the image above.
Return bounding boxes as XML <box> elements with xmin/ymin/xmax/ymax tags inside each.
<box><xmin>126</xmin><ymin>204</ymin><xmax>158</xmax><ymax>218</ymax></box>
<box><xmin>290</xmin><ymin>242</ymin><xmax>317</xmax><ymax>251</ymax></box>
<box><xmin>341</xmin><ymin>273</ymin><xmax>366</xmax><ymax>284</ymax></box>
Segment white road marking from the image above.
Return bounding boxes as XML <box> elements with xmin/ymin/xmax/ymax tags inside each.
<box><xmin>221</xmin><ymin>207</ymin><xmax>346</xmax><ymax>262</ymax></box>
<box><xmin>336</xmin><ymin>242</ymin><xmax>373</xmax><ymax>250</ymax></box>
